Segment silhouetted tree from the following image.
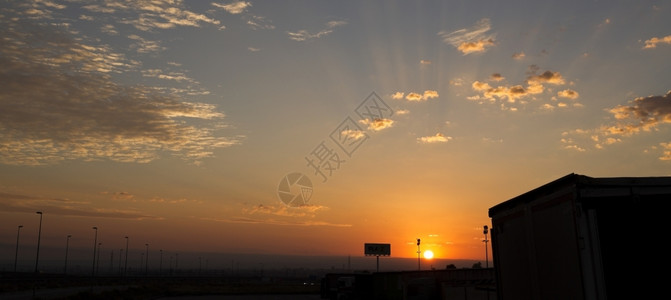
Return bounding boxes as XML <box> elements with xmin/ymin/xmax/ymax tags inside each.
<box><xmin>446</xmin><ymin>264</ymin><xmax>457</xmax><ymax>270</ymax></box>
<box><xmin>472</xmin><ymin>262</ymin><xmax>482</xmax><ymax>269</ymax></box>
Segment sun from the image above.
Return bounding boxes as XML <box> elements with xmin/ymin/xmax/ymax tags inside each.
<box><xmin>423</xmin><ymin>250</ymin><xmax>434</xmax><ymax>259</ymax></box>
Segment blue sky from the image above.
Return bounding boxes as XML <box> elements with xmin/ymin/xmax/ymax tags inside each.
<box><xmin>1</xmin><ymin>0</ymin><xmax>670</xmax><ymax>269</ymax></box>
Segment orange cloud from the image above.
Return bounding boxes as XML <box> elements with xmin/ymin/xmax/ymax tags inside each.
<box><xmin>643</xmin><ymin>35</ymin><xmax>671</xmax><ymax>49</ymax></box>
<box><xmin>418</xmin><ymin>133</ymin><xmax>452</xmax><ymax>143</ymax></box>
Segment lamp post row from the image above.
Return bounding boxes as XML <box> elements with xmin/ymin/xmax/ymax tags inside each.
<box><xmin>12</xmin><ymin>212</ymin><xmax>158</xmax><ymax>276</ymax></box>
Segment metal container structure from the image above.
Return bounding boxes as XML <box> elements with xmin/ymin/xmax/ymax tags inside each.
<box><xmin>488</xmin><ymin>173</ymin><xmax>671</xmax><ymax>300</ymax></box>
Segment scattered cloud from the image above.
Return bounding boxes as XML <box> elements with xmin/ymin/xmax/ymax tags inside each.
<box><xmin>643</xmin><ymin>35</ymin><xmax>671</xmax><ymax>49</ymax></box>
<box><xmin>438</xmin><ymin>18</ymin><xmax>496</xmax><ymax>55</ymax></box>
<box><xmin>418</xmin><ymin>133</ymin><xmax>452</xmax><ymax>143</ymax></box>
<box><xmin>490</xmin><ymin>73</ymin><xmax>505</xmax><ymax>81</ymax></box>
<box><xmin>0</xmin><ymin>192</ymin><xmax>160</xmax><ymax>220</ymax></box>
<box><xmin>660</xmin><ymin>142</ymin><xmax>671</xmax><ymax>160</ymax></box>
<box><xmin>246</xmin><ymin>15</ymin><xmax>275</xmax><ymax>30</ymax></box>
<box><xmin>213</xmin><ymin>1</ymin><xmax>251</xmax><ymax>14</ymax></box>
<box><xmin>0</xmin><ymin>18</ymin><xmax>241</xmax><ymax>166</ymax></box>
<box><xmin>360</xmin><ymin>118</ymin><xmax>394</xmax><ymax>131</ymax></box>
<box><xmin>395</xmin><ymin>109</ymin><xmax>410</xmax><ymax>115</ymax></box>
<box><xmin>557</xmin><ymin>89</ymin><xmax>579</xmax><ymax>99</ymax></box>
<box><xmin>244</xmin><ymin>204</ymin><xmax>328</xmax><ymax>218</ymax></box>
<box><xmin>287</xmin><ymin>20</ymin><xmax>347</xmax><ymax>41</ymax></box>
<box><xmin>247</xmin><ymin>46</ymin><xmax>260</xmax><ymax>52</ymax></box>
<box><xmin>396</xmin><ymin>90</ymin><xmax>439</xmax><ymax>102</ymax></box>
<box><xmin>512</xmin><ymin>52</ymin><xmax>526</xmax><ymax>60</ymax></box>
<box><xmin>128</xmin><ymin>34</ymin><xmax>166</xmax><ymax>53</ymax></box>
<box><xmin>562</xmin><ymin>91</ymin><xmax>671</xmax><ymax>158</ymax></box>
<box><xmin>420</xmin><ymin>60</ymin><xmax>432</xmax><ymax>65</ymax></box>
<box><xmin>469</xmin><ymin>66</ymin><xmax>580</xmax><ymax>110</ymax></box>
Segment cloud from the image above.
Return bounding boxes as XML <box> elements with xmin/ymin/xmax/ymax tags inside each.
<box><xmin>438</xmin><ymin>18</ymin><xmax>496</xmax><ymax>55</ymax></box>
<box><xmin>0</xmin><ymin>19</ymin><xmax>241</xmax><ymax>166</ymax></box>
<box><xmin>605</xmin><ymin>91</ymin><xmax>671</xmax><ymax>135</ymax></box>
<box><xmin>660</xmin><ymin>142</ymin><xmax>671</xmax><ymax>161</ymax></box>
<box><xmin>418</xmin><ymin>133</ymin><xmax>452</xmax><ymax>143</ymax></box>
<box><xmin>562</xmin><ymin>91</ymin><xmax>671</xmax><ymax>157</ymax></box>
<box><xmin>395</xmin><ymin>109</ymin><xmax>410</xmax><ymax>115</ymax></box>
<box><xmin>512</xmin><ymin>52</ymin><xmax>526</xmax><ymax>60</ymax></box>
<box><xmin>643</xmin><ymin>35</ymin><xmax>671</xmax><ymax>49</ymax></box>
<box><xmin>287</xmin><ymin>20</ymin><xmax>347</xmax><ymax>41</ymax></box>
<box><xmin>128</xmin><ymin>34</ymin><xmax>166</xmax><ymax>53</ymax></box>
<box><xmin>557</xmin><ymin>89</ymin><xmax>579</xmax><ymax>99</ymax></box>
<box><xmin>359</xmin><ymin>118</ymin><xmax>394</xmax><ymax>131</ymax></box>
<box><xmin>420</xmin><ymin>60</ymin><xmax>432</xmax><ymax>65</ymax></box>
<box><xmin>340</xmin><ymin>129</ymin><xmax>367</xmax><ymax>140</ymax></box>
<box><xmin>213</xmin><ymin>1</ymin><xmax>251</xmax><ymax>14</ymax></box>
<box><xmin>469</xmin><ymin>67</ymin><xmax>580</xmax><ymax>110</ymax></box>
<box><xmin>399</xmin><ymin>90</ymin><xmax>439</xmax><ymax>102</ymax></box>
<box><xmin>490</xmin><ymin>73</ymin><xmax>505</xmax><ymax>81</ymax></box>
<box><xmin>214</xmin><ymin>217</ymin><xmax>352</xmax><ymax>227</ymax></box>
<box><xmin>247</xmin><ymin>46</ymin><xmax>260</xmax><ymax>52</ymax></box>
<box><xmin>110</xmin><ymin>0</ymin><xmax>222</xmax><ymax>31</ymax></box>
<box><xmin>244</xmin><ymin>203</ymin><xmax>328</xmax><ymax>217</ymax></box>
<box><xmin>527</xmin><ymin>70</ymin><xmax>565</xmax><ymax>85</ymax></box>
<box><xmin>0</xmin><ymin>192</ymin><xmax>160</xmax><ymax>220</ymax></box>
<box><xmin>246</xmin><ymin>15</ymin><xmax>275</xmax><ymax>30</ymax></box>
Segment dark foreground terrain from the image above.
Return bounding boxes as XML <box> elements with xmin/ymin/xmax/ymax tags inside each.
<box><xmin>0</xmin><ymin>273</ymin><xmax>321</xmax><ymax>300</ymax></box>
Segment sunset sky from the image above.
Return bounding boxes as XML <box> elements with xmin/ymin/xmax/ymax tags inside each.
<box><xmin>1</xmin><ymin>0</ymin><xmax>670</xmax><ymax>272</ymax></box>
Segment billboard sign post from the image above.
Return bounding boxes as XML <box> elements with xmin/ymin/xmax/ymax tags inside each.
<box><xmin>364</xmin><ymin>243</ymin><xmax>390</xmax><ymax>272</ymax></box>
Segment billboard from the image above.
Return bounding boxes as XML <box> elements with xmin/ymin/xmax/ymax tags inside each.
<box><xmin>364</xmin><ymin>243</ymin><xmax>391</xmax><ymax>256</ymax></box>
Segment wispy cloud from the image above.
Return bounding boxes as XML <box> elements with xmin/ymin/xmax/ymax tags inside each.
<box><xmin>0</xmin><ymin>192</ymin><xmax>160</xmax><ymax>220</ymax></box>
<box><xmin>418</xmin><ymin>133</ymin><xmax>452</xmax><ymax>144</ymax></box>
<box><xmin>643</xmin><ymin>35</ymin><xmax>671</xmax><ymax>49</ymax></box>
<box><xmin>438</xmin><ymin>18</ymin><xmax>496</xmax><ymax>55</ymax></box>
<box><xmin>214</xmin><ymin>1</ymin><xmax>251</xmax><ymax>15</ymax></box>
<box><xmin>287</xmin><ymin>20</ymin><xmax>347</xmax><ymax>41</ymax></box>
<box><xmin>512</xmin><ymin>51</ymin><xmax>526</xmax><ymax>60</ymax></box>
<box><xmin>0</xmin><ymin>18</ymin><xmax>241</xmax><ymax>166</ymax></box>
<box><xmin>394</xmin><ymin>90</ymin><xmax>439</xmax><ymax>102</ymax></box>
<box><xmin>360</xmin><ymin>118</ymin><xmax>394</xmax><ymax>131</ymax></box>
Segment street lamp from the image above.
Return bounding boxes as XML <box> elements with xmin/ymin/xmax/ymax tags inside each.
<box><xmin>145</xmin><ymin>243</ymin><xmax>149</xmax><ymax>275</ymax></box>
<box><xmin>92</xmin><ymin>226</ymin><xmax>98</xmax><ymax>277</ymax></box>
<box><xmin>416</xmin><ymin>238</ymin><xmax>421</xmax><ymax>271</ymax></box>
<box><xmin>483</xmin><ymin>225</ymin><xmax>489</xmax><ymax>268</ymax></box>
<box><xmin>35</xmin><ymin>211</ymin><xmax>43</xmax><ymax>273</ymax></box>
<box><xmin>14</xmin><ymin>225</ymin><xmax>23</xmax><ymax>272</ymax></box>
<box><xmin>64</xmin><ymin>234</ymin><xmax>72</xmax><ymax>274</ymax></box>
<box><xmin>97</xmin><ymin>242</ymin><xmax>102</xmax><ymax>275</ymax></box>
<box><xmin>124</xmin><ymin>236</ymin><xmax>129</xmax><ymax>276</ymax></box>
<box><xmin>159</xmin><ymin>249</ymin><xmax>163</xmax><ymax>276</ymax></box>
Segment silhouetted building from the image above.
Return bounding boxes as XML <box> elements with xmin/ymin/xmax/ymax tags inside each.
<box><xmin>489</xmin><ymin>173</ymin><xmax>671</xmax><ymax>300</ymax></box>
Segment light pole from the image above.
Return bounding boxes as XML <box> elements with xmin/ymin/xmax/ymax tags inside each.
<box><xmin>97</xmin><ymin>242</ymin><xmax>102</xmax><ymax>275</ymax></box>
<box><xmin>118</xmin><ymin>249</ymin><xmax>123</xmax><ymax>275</ymax></box>
<box><xmin>35</xmin><ymin>211</ymin><xmax>43</xmax><ymax>273</ymax></box>
<box><xmin>14</xmin><ymin>225</ymin><xmax>23</xmax><ymax>272</ymax></box>
<box><xmin>124</xmin><ymin>236</ymin><xmax>129</xmax><ymax>276</ymax></box>
<box><xmin>145</xmin><ymin>243</ymin><xmax>149</xmax><ymax>275</ymax></box>
<box><xmin>64</xmin><ymin>234</ymin><xmax>72</xmax><ymax>274</ymax></box>
<box><xmin>159</xmin><ymin>249</ymin><xmax>163</xmax><ymax>276</ymax></box>
<box><xmin>483</xmin><ymin>225</ymin><xmax>489</xmax><ymax>268</ymax></box>
<box><xmin>92</xmin><ymin>226</ymin><xmax>98</xmax><ymax>277</ymax></box>
<box><xmin>416</xmin><ymin>238</ymin><xmax>421</xmax><ymax>271</ymax></box>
